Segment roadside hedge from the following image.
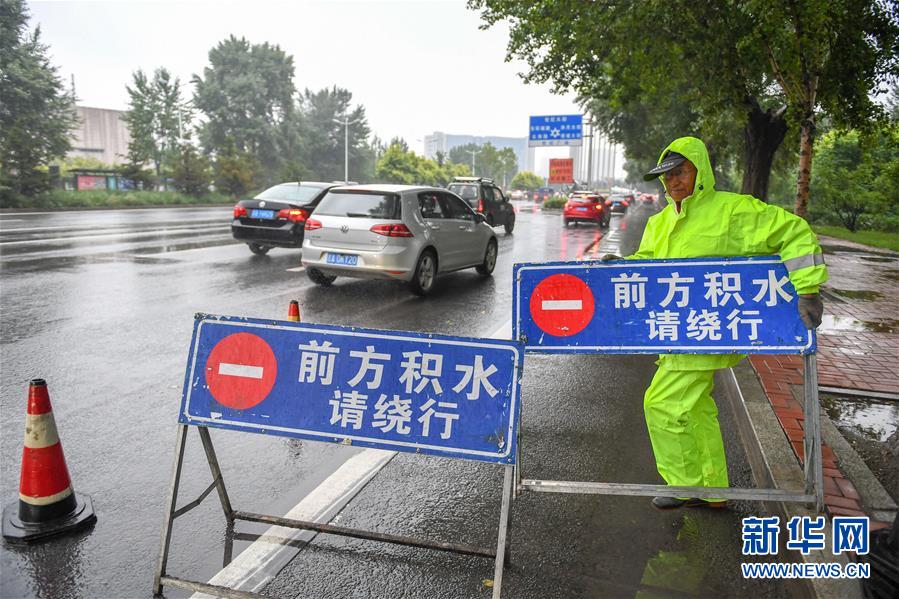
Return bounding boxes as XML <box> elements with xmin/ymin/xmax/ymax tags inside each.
<box><xmin>1</xmin><ymin>190</ymin><xmax>233</xmax><ymax>210</ymax></box>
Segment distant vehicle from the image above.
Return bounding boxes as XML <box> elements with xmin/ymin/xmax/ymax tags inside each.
<box><xmin>563</xmin><ymin>193</ymin><xmax>610</xmax><ymax>227</ymax></box>
<box><xmin>446</xmin><ymin>177</ymin><xmax>515</xmax><ymax>234</ymax></box>
<box><xmin>536</xmin><ymin>187</ymin><xmax>555</xmax><ymax>202</ymax></box>
<box><xmin>231</xmin><ymin>181</ymin><xmax>341</xmax><ymax>255</ymax></box>
<box><xmin>301</xmin><ymin>184</ymin><xmax>498</xmax><ymax>296</ymax></box>
<box><xmin>605</xmin><ymin>193</ymin><xmax>632</xmax><ymax>214</ymax></box>
<box><xmin>510</xmin><ymin>189</ymin><xmax>524</xmax><ymax>200</ymax></box>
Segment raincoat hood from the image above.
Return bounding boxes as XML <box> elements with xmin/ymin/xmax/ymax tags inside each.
<box><xmin>656</xmin><ymin>136</ymin><xmax>716</xmax><ymax>204</ymax></box>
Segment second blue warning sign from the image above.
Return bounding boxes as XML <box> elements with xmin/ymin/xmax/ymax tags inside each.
<box><xmin>514</xmin><ymin>256</ymin><xmax>815</xmax><ymax>355</ymax></box>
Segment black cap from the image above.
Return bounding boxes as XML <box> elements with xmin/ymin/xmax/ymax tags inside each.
<box><xmin>643</xmin><ymin>151</ymin><xmax>688</xmax><ymax>181</ymax></box>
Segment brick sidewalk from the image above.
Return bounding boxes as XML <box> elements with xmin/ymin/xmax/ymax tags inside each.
<box><xmin>748</xmin><ymin>236</ymin><xmax>898</xmax><ymax>531</ymax></box>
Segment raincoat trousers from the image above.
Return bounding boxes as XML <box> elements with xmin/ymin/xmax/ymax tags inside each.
<box><xmin>629</xmin><ymin>137</ymin><xmax>828</xmax><ymax>498</ymax></box>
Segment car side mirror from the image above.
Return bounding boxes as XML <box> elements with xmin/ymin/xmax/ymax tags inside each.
<box><xmin>473</xmin><ymin>213</ymin><xmax>486</xmax><ymax>224</ymax></box>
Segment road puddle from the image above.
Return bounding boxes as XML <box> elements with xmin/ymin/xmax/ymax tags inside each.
<box><xmin>818</xmin><ymin>314</ymin><xmax>899</xmax><ymax>334</ymax></box>
<box><xmin>821</xmin><ymin>393</ymin><xmax>899</xmax><ymax>443</ymax></box>
<box><xmin>829</xmin><ymin>288</ymin><xmax>884</xmax><ymax>301</ymax></box>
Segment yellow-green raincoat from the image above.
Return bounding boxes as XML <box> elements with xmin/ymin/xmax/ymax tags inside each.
<box><xmin>629</xmin><ymin>136</ymin><xmax>827</xmax><ymax>496</ymax></box>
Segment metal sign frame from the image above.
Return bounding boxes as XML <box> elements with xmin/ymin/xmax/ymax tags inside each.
<box><xmin>153</xmin><ymin>315</ymin><xmax>522</xmax><ymax>599</ymax></box>
<box><xmin>512</xmin><ymin>258</ymin><xmax>824</xmax><ymax>512</ymax></box>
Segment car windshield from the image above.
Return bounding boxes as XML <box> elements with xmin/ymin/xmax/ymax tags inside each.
<box><xmin>315</xmin><ymin>192</ymin><xmax>401</xmax><ymax>219</ymax></box>
<box><xmin>256</xmin><ymin>184</ymin><xmax>323</xmax><ymax>204</ymax></box>
<box><xmin>448</xmin><ymin>184</ymin><xmax>479</xmax><ymax>203</ymax></box>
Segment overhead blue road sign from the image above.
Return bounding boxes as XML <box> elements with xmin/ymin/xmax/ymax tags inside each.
<box><xmin>514</xmin><ymin>256</ymin><xmax>815</xmax><ymax>354</ymax></box>
<box><xmin>529</xmin><ymin>114</ymin><xmax>583</xmax><ymax>147</ymax></box>
<box><xmin>180</xmin><ymin>315</ymin><xmax>523</xmax><ymax>463</ymax></box>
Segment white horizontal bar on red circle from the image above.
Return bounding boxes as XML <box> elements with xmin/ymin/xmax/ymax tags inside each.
<box><xmin>541</xmin><ymin>300</ymin><xmax>583</xmax><ymax>311</ymax></box>
<box><xmin>218</xmin><ymin>363</ymin><xmax>264</xmax><ymax>379</ymax></box>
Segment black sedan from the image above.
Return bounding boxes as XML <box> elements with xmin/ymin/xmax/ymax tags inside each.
<box><xmin>231</xmin><ymin>182</ymin><xmax>342</xmax><ymax>255</ymax></box>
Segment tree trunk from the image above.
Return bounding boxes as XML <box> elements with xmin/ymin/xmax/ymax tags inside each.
<box><xmin>793</xmin><ymin>113</ymin><xmax>815</xmax><ymax>219</ymax></box>
<box><xmin>740</xmin><ymin>100</ymin><xmax>788</xmax><ymax>202</ymax></box>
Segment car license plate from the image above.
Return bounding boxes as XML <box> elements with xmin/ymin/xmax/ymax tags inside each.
<box><xmin>326</xmin><ymin>253</ymin><xmax>358</xmax><ymax>266</ymax></box>
<box><xmin>577</xmin><ymin>206</ymin><xmax>589</xmax><ymax>211</ymax></box>
<box><xmin>251</xmin><ymin>209</ymin><xmax>275</xmax><ymax>219</ymax></box>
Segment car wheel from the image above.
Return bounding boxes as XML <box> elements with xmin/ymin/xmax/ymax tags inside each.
<box><xmin>307</xmin><ymin>268</ymin><xmax>336</xmax><ymax>287</ymax></box>
<box><xmin>564</xmin><ymin>219</ymin><xmax>571</xmax><ymax>227</ymax></box>
<box><xmin>486</xmin><ymin>214</ymin><xmax>495</xmax><ymax>227</ymax></box>
<box><xmin>248</xmin><ymin>243</ymin><xmax>271</xmax><ymax>255</ymax></box>
<box><xmin>504</xmin><ymin>214</ymin><xmax>515</xmax><ymax>234</ymax></box>
<box><xmin>408</xmin><ymin>249</ymin><xmax>437</xmax><ymax>296</ymax></box>
<box><xmin>476</xmin><ymin>238</ymin><xmax>498</xmax><ymax>276</ymax></box>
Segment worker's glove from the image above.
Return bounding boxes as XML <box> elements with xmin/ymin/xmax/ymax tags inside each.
<box><xmin>797</xmin><ymin>294</ymin><xmax>824</xmax><ymax>330</ymax></box>
<box><xmin>600</xmin><ymin>254</ymin><xmax>622</xmax><ymax>262</ymax></box>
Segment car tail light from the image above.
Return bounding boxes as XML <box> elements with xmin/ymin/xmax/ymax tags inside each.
<box><xmin>278</xmin><ymin>208</ymin><xmax>307</xmax><ymax>222</ymax></box>
<box><xmin>565</xmin><ymin>202</ymin><xmax>571</xmax><ymax>210</ymax></box>
<box><xmin>233</xmin><ymin>205</ymin><xmax>247</xmax><ymax>218</ymax></box>
<box><xmin>304</xmin><ymin>219</ymin><xmax>322</xmax><ymax>231</ymax></box>
<box><xmin>622</xmin><ymin>201</ymin><xmax>629</xmax><ymax>207</ymax></box>
<box><xmin>370</xmin><ymin>223</ymin><xmax>414</xmax><ymax>237</ymax></box>
<box><xmin>605</xmin><ymin>199</ymin><xmax>612</xmax><ymax>206</ymax></box>
<box><xmin>477</xmin><ymin>199</ymin><xmax>485</xmax><ymax>213</ymax></box>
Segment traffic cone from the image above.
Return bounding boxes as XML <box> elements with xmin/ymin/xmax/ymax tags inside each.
<box><xmin>287</xmin><ymin>300</ymin><xmax>301</xmax><ymax>322</ymax></box>
<box><xmin>2</xmin><ymin>379</ymin><xmax>96</xmax><ymax>544</ymax></box>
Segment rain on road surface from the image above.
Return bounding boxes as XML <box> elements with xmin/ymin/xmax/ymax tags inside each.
<box><xmin>1</xmin><ymin>201</ymin><xmax>782</xmax><ymax>598</ymax></box>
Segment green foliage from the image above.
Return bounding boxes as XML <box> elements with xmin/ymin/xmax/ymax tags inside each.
<box><xmin>214</xmin><ymin>140</ymin><xmax>257</xmax><ymax>197</ymax></box>
<box><xmin>810</xmin><ymin>126</ymin><xmax>899</xmax><ymax>232</ymax></box>
<box><xmin>448</xmin><ymin>142</ymin><xmax>518</xmax><ymax>185</ymax></box>
<box><xmin>0</xmin><ymin>0</ymin><xmax>77</xmax><ymax>200</ymax></box>
<box><xmin>297</xmin><ymin>86</ymin><xmax>371</xmax><ymax>182</ymax></box>
<box><xmin>0</xmin><ymin>189</ymin><xmax>231</xmax><ymax>210</ymax></box>
<box><xmin>510</xmin><ymin>171</ymin><xmax>544</xmax><ymax>190</ymax></box>
<box><xmin>117</xmin><ymin>160</ymin><xmax>156</xmax><ymax>190</ymax></box>
<box><xmin>193</xmin><ymin>36</ymin><xmax>297</xmax><ymax>186</ymax></box>
<box><xmin>170</xmin><ymin>144</ymin><xmax>211</xmax><ymax>197</ymax></box>
<box><xmin>542</xmin><ymin>197</ymin><xmax>566</xmax><ymax>210</ymax></box>
<box><xmin>812</xmin><ymin>225</ymin><xmax>899</xmax><ymax>252</ymax></box>
<box><xmin>470</xmin><ymin>0</ymin><xmax>899</xmax><ymax>210</ymax></box>
<box><xmin>375</xmin><ymin>143</ymin><xmax>470</xmax><ymax>186</ymax></box>
<box><xmin>123</xmin><ymin>67</ymin><xmax>192</xmax><ymax>179</ymax></box>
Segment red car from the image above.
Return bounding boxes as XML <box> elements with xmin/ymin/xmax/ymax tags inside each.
<box><xmin>563</xmin><ymin>194</ymin><xmax>610</xmax><ymax>227</ymax></box>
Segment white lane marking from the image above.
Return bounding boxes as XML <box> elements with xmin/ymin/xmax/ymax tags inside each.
<box><xmin>196</xmin><ymin>319</ymin><xmax>513</xmax><ymax>594</ymax></box>
<box><xmin>286</xmin><ymin>266</ymin><xmax>305</xmax><ymax>272</ymax></box>
<box><xmin>193</xmin><ymin>449</ymin><xmax>395</xmax><ymax>597</ymax></box>
<box><xmin>542</xmin><ymin>299</ymin><xmax>582</xmax><ymax>311</ymax></box>
<box><xmin>0</xmin><ymin>219</ymin><xmax>24</xmax><ymax>223</ymax></box>
<box><xmin>218</xmin><ymin>363</ymin><xmax>264</xmax><ymax>379</ymax></box>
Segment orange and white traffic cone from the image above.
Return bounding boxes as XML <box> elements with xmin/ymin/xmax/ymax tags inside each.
<box><xmin>2</xmin><ymin>379</ymin><xmax>96</xmax><ymax>544</ymax></box>
<box><xmin>287</xmin><ymin>300</ymin><xmax>301</xmax><ymax>322</ymax></box>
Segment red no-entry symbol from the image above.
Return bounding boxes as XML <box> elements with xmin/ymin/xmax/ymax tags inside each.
<box><xmin>205</xmin><ymin>333</ymin><xmax>277</xmax><ymax>410</ymax></box>
<box><xmin>530</xmin><ymin>273</ymin><xmax>595</xmax><ymax>337</ymax></box>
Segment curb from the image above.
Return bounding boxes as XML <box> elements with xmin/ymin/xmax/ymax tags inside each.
<box><xmin>718</xmin><ymin>360</ymin><xmax>876</xmax><ymax>599</ymax></box>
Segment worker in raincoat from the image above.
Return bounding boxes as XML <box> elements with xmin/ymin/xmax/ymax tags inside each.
<box><xmin>603</xmin><ymin>136</ymin><xmax>827</xmax><ymax>509</ymax></box>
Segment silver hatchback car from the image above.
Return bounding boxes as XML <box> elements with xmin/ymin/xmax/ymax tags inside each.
<box><xmin>301</xmin><ymin>184</ymin><xmax>499</xmax><ymax>295</ymax></box>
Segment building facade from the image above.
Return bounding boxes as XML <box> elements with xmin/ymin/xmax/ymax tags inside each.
<box><xmin>69</xmin><ymin>106</ymin><xmax>130</xmax><ymax>165</ymax></box>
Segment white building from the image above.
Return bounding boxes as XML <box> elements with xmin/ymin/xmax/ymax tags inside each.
<box><xmin>68</xmin><ymin>106</ymin><xmax>130</xmax><ymax>165</ymax></box>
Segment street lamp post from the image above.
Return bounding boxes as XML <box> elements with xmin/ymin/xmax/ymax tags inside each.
<box><xmin>466</xmin><ymin>147</ymin><xmax>481</xmax><ymax>176</ymax></box>
<box><xmin>333</xmin><ymin>115</ymin><xmax>361</xmax><ymax>183</ymax></box>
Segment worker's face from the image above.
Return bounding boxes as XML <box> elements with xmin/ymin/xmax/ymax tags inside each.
<box><xmin>663</xmin><ymin>160</ymin><xmax>697</xmax><ymax>202</ymax></box>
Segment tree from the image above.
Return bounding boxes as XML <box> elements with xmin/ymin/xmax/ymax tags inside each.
<box><xmin>0</xmin><ymin>0</ymin><xmax>77</xmax><ymax>199</ymax></box>
<box><xmin>296</xmin><ymin>86</ymin><xmax>370</xmax><ymax>181</ymax></box>
<box><xmin>170</xmin><ymin>143</ymin><xmax>211</xmax><ymax>197</ymax></box>
<box><xmin>375</xmin><ymin>142</ymin><xmax>470</xmax><ymax>185</ymax></box>
<box><xmin>811</xmin><ymin>126</ymin><xmax>899</xmax><ymax>231</ymax></box>
<box><xmin>448</xmin><ymin>142</ymin><xmax>518</xmax><ymax>183</ymax></box>
<box><xmin>510</xmin><ymin>171</ymin><xmax>544</xmax><ymax>190</ymax></box>
<box><xmin>214</xmin><ymin>139</ymin><xmax>257</xmax><ymax>197</ymax></box>
<box><xmin>193</xmin><ymin>36</ymin><xmax>297</xmax><ymax>185</ymax></box>
<box><xmin>123</xmin><ymin>68</ymin><xmax>192</xmax><ymax>186</ymax></box>
<box><xmin>470</xmin><ymin>0</ymin><xmax>899</xmax><ymax>214</ymax></box>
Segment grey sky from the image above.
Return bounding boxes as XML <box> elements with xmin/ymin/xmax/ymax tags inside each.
<box><xmin>28</xmin><ymin>0</ymin><xmax>624</xmax><ymax>177</ymax></box>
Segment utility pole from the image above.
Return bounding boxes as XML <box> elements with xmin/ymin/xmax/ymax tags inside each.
<box><xmin>466</xmin><ymin>147</ymin><xmax>480</xmax><ymax>176</ymax></box>
<box><xmin>586</xmin><ymin>120</ymin><xmax>594</xmax><ymax>189</ymax></box>
<box><xmin>333</xmin><ymin>115</ymin><xmax>361</xmax><ymax>182</ymax></box>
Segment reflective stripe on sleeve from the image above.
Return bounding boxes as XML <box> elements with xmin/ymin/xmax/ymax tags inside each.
<box><xmin>783</xmin><ymin>253</ymin><xmax>825</xmax><ymax>272</ymax></box>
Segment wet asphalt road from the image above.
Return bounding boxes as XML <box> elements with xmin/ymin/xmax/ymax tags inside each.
<box><xmin>0</xmin><ymin>201</ymin><xmax>783</xmax><ymax>598</ymax></box>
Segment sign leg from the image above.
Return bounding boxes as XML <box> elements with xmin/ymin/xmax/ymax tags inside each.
<box><xmin>197</xmin><ymin>426</ymin><xmax>235</xmax><ymax>522</ymax></box>
<box><xmin>153</xmin><ymin>424</ymin><xmax>189</xmax><ymax>596</ymax></box>
<box><xmin>492</xmin><ymin>465</ymin><xmax>515</xmax><ymax>599</ymax></box>
<box><xmin>803</xmin><ymin>353</ymin><xmax>824</xmax><ymax>512</ymax></box>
